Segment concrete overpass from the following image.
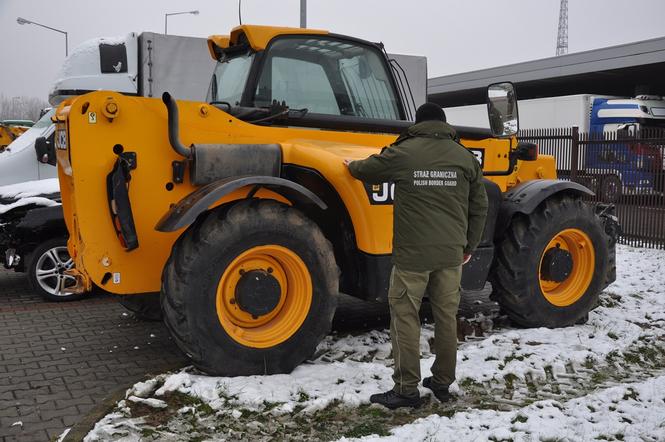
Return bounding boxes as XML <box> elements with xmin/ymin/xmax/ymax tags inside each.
<box><xmin>428</xmin><ymin>36</ymin><xmax>665</xmax><ymax>107</ymax></box>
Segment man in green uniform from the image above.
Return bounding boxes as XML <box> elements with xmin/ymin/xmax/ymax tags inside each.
<box><xmin>345</xmin><ymin>103</ymin><xmax>488</xmax><ymax>409</ymax></box>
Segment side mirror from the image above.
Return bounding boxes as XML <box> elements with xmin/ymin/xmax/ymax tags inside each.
<box><xmin>34</xmin><ymin>136</ymin><xmax>56</xmax><ymax>166</ymax></box>
<box><xmin>487</xmin><ymin>82</ymin><xmax>518</xmax><ymax>137</ymax></box>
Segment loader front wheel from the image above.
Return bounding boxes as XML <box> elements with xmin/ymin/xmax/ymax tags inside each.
<box><xmin>490</xmin><ymin>195</ymin><xmax>609</xmax><ymax>328</ymax></box>
<box><xmin>161</xmin><ymin>200</ymin><xmax>338</xmax><ymax>376</ymax></box>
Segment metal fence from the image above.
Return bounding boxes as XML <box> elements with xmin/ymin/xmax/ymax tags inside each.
<box><xmin>519</xmin><ymin>127</ymin><xmax>665</xmax><ymax>248</ymax></box>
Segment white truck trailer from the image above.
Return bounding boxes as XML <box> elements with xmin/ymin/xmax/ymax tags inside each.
<box><xmin>0</xmin><ymin>32</ymin><xmax>216</xmax><ymax>186</ymax></box>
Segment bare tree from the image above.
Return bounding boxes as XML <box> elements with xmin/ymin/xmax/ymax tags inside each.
<box><xmin>0</xmin><ymin>95</ymin><xmax>49</xmax><ymax>122</ymax></box>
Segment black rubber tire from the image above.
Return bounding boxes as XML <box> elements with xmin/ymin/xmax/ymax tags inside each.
<box><xmin>27</xmin><ymin>237</ymin><xmax>85</xmax><ymax>302</ymax></box>
<box><xmin>599</xmin><ymin>174</ymin><xmax>622</xmax><ymax>203</ymax></box>
<box><xmin>490</xmin><ymin>195</ymin><xmax>609</xmax><ymax>328</ymax></box>
<box><xmin>119</xmin><ymin>293</ymin><xmax>163</xmax><ymax>321</ymax></box>
<box><xmin>161</xmin><ymin>199</ymin><xmax>338</xmax><ymax>376</ymax></box>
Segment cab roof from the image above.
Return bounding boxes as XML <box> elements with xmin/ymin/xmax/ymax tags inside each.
<box><xmin>207</xmin><ymin>24</ymin><xmax>328</xmax><ymax>59</ymax></box>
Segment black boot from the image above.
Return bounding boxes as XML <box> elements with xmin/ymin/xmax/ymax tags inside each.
<box><xmin>423</xmin><ymin>377</ymin><xmax>453</xmax><ymax>402</ymax></box>
<box><xmin>369</xmin><ymin>390</ymin><xmax>422</xmax><ymax>409</ymax></box>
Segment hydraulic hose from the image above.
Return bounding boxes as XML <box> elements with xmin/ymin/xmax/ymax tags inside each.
<box><xmin>162</xmin><ymin>92</ymin><xmax>192</xmax><ymax>158</ymax></box>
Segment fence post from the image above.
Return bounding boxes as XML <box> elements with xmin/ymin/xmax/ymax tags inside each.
<box><xmin>571</xmin><ymin>125</ymin><xmax>579</xmax><ymax>181</ymax></box>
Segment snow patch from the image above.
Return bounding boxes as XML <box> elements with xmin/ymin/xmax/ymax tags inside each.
<box><xmin>128</xmin><ymin>378</ymin><xmax>160</xmax><ymax>399</ymax></box>
<box><xmin>153</xmin><ymin>361</ymin><xmax>395</xmax><ymax>415</ymax></box>
<box><xmin>348</xmin><ymin>375</ymin><xmax>665</xmax><ymax>441</ymax></box>
<box><xmin>127</xmin><ymin>396</ymin><xmax>168</xmax><ymax>409</ymax></box>
<box><xmin>0</xmin><ymin>179</ymin><xmax>60</xmax><ymax>214</ymax></box>
<box><xmin>0</xmin><ymin>178</ymin><xmax>59</xmax><ymax>199</ymax></box>
<box><xmin>0</xmin><ymin>196</ymin><xmax>59</xmax><ymax>215</ymax></box>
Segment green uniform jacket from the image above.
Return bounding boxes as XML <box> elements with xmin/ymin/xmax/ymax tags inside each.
<box><xmin>348</xmin><ymin>120</ymin><xmax>489</xmax><ymax>271</ymax></box>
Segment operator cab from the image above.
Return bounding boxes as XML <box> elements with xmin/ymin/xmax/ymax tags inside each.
<box><xmin>206</xmin><ymin>26</ymin><xmax>518</xmax><ymax>139</ymax></box>
<box><xmin>207</xmin><ymin>31</ymin><xmax>409</xmax><ymax>132</ymax></box>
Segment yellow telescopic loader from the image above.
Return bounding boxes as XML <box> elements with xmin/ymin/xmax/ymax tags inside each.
<box><xmin>54</xmin><ymin>25</ymin><xmax>618</xmax><ymax>375</ymax></box>
<box><xmin>0</xmin><ymin>121</ymin><xmax>32</xmax><ymax>151</ymax></box>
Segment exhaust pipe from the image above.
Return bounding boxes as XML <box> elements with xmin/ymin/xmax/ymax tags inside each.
<box><xmin>162</xmin><ymin>92</ymin><xmax>192</xmax><ymax>158</ymax></box>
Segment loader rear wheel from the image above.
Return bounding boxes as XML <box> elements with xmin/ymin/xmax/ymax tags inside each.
<box><xmin>161</xmin><ymin>199</ymin><xmax>338</xmax><ymax>376</ymax></box>
<box><xmin>490</xmin><ymin>195</ymin><xmax>609</xmax><ymax>328</ymax></box>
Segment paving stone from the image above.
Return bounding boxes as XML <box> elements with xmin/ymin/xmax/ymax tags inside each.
<box><xmin>22</xmin><ymin>419</ymin><xmax>66</xmax><ymax>436</ymax></box>
<box><xmin>33</xmin><ymin>391</ymin><xmax>73</xmax><ymax>405</ymax></box>
<box><xmin>13</xmin><ymin>374</ymin><xmax>46</xmax><ymax>384</ymax></box>
<box><xmin>0</xmin><ymin>416</ymin><xmax>23</xmax><ymax>429</ymax></box>
<box><xmin>25</xmin><ymin>367</ymin><xmax>52</xmax><ymax>377</ymax></box>
<box><xmin>14</xmin><ymin>386</ymin><xmax>49</xmax><ymax>400</ymax></box>
<box><xmin>0</xmin><ymin>390</ymin><xmax>14</xmax><ymax>401</ymax></box>
<box><xmin>0</xmin><ymin>403</ymin><xmax>20</xmax><ymax>418</ymax></box>
<box><xmin>62</xmin><ymin>413</ymin><xmax>82</xmax><ymax>427</ymax></box>
<box><xmin>40</xmin><ymin>405</ymin><xmax>79</xmax><ymax>421</ymax></box>
<box><xmin>29</xmin><ymin>378</ymin><xmax>64</xmax><ymax>390</ymax></box>
<box><xmin>55</xmin><ymin>395</ymin><xmax>95</xmax><ymax>410</ymax></box>
<box><xmin>5</xmin><ymin>382</ymin><xmax>30</xmax><ymax>392</ymax></box>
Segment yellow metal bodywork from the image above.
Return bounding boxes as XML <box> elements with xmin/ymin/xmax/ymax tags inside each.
<box><xmin>56</xmin><ymin>25</ymin><xmax>556</xmax><ymax>296</ymax></box>
<box><xmin>55</xmin><ymin>91</ymin><xmax>556</xmax><ymax>295</ymax></box>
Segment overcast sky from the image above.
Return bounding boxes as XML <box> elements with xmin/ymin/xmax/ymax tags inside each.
<box><xmin>2</xmin><ymin>0</ymin><xmax>665</xmax><ymax>101</ymax></box>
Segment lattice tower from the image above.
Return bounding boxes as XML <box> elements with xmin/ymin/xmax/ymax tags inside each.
<box><xmin>556</xmin><ymin>0</ymin><xmax>569</xmax><ymax>56</ymax></box>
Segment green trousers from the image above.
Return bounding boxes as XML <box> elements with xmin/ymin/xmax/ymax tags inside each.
<box><xmin>388</xmin><ymin>265</ymin><xmax>462</xmax><ymax>397</ymax></box>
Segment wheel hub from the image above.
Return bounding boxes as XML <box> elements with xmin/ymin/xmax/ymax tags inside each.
<box><xmin>235</xmin><ymin>270</ymin><xmax>282</xmax><ymax>317</ymax></box>
<box><xmin>540</xmin><ymin>246</ymin><xmax>573</xmax><ymax>283</ymax></box>
<box><xmin>538</xmin><ymin>228</ymin><xmax>596</xmax><ymax>307</ymax></box>
<box><xmin>216</xmin><ymin>245</ymin><xmax>313</xmax><ymax>348</ymax></box>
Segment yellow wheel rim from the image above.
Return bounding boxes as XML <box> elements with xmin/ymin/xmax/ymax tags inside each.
<box><xmin>216</xmin><ymin>245</ymin><xmax>312</xmax><ymax>348</ymax></box>
<box><xmin>539</xmin><ymin>228</ymin><xmax>595</xmax><ymax>307</ymax></box>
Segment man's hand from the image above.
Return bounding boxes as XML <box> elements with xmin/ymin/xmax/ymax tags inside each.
<box><xmin>463</xmin><ymin>253</ymin><xmax>472</xmax><ymax>265</ymax></box>
<box><xmin>343</xmin><ymin>159</ymin><xmax>353</xmax><ymax>167</ymax></box>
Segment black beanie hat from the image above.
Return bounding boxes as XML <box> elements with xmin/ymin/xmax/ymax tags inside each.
<box><xmin>415</xmin><ymin>102</ymin><xmax>446</xmax><ymax>123</ymax></box>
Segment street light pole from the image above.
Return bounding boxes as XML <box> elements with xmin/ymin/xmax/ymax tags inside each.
<box><xmin>16</xmin><ymin>17</ymin><xmax>68</xmax><ymax>56</ymax></box>
<box><xmin>164</xmin><ymin>10</ymin><xmax>199</xmax><ymax>35</ymax></box>
<box><xmin>300</xmin><ymin>0</ymin><xmax>307</xmax><ymax>28</ymax></box>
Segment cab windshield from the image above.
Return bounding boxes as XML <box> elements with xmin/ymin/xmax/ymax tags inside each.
<box><xmin>207</xmin><ymin>52</ymin><xmax>254</xmax><ymax>106</ymax></box>
<box><xmin>254</xmin><ymin>36</ymin><xmax>402</xmax><ymax>120</ymax></box>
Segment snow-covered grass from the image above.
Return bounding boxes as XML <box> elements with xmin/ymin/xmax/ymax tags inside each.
<box><xmin>350</xmin><ymin>375</ymin><xmax>665</xmax><ymax>442</ymax></box>
<box><xmin>85</xmin><ymin>245</ymin><xmax>665</xmax><ymax>441</ymax></box>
